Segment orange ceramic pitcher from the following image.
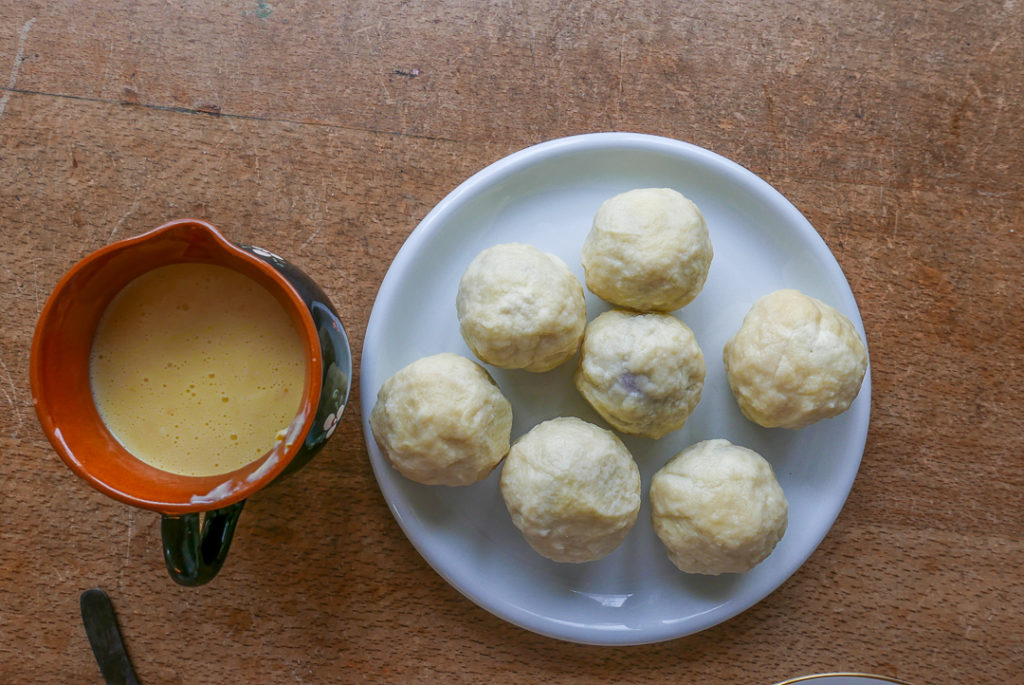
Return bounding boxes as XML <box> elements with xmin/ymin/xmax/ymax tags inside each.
<box><xmin>31</xmin><ymin>219</ymin><xmax>351</xmax><ymax>586</ymax></box>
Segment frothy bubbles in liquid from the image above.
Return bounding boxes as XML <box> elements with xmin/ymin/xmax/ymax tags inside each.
<box><xmin>89</xmin><ymin>263</ymin><xmax>307</xmax><ymax>478</ymax></box>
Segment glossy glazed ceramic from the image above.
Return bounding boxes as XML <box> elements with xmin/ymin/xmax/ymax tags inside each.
<box><xmin>31</xmin><ymin>219</ymin><xmax>351</xmax><ymax>585</ymax></box>
<box><xmin>774</xmin><ymin>675</ymin><xmax>914</xmax><ymax>685</ymax></box>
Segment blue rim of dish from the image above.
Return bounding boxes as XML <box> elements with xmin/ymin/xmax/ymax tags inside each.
<box><xmin>774</xmin><ymin>674</ymin><xmax>913</xmax><ymax>685</ymax></box>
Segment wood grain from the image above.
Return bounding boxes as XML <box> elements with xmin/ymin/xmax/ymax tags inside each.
<box><xmin>1</xmin><ymin>1</ymin><xmax>1021</xmax><ymax>682</ymax></box>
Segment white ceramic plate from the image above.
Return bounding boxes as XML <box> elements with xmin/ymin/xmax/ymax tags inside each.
<box><xmin>360</xmin><ymin>132</ymin><xmax>870</xmax><ymax>645</ymax></box>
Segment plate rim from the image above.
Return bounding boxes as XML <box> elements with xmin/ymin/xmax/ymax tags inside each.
<box><xmin>360</xmin><ymin>131</ymin><xmax>871</xmax><ymax>645</ymax></box>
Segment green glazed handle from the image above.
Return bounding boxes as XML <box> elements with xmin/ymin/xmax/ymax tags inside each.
<box><xmin>161</xmin><ymin>501</ymin><xmax>245</xmax><ymax>587</ymax></box>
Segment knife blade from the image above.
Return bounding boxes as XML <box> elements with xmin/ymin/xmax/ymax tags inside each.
<box><xmin>80</xmin><ymin>588</ymin><xmax>140</xmax><ymax>685</ymax></box>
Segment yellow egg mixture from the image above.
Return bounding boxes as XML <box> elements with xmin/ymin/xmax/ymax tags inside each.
<box><xmin>90</xmin><ymin>262</ymin><xmax>307</xmax><ymax>477</ymax></box>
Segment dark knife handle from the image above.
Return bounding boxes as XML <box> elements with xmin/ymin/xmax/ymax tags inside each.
<box><xmin>80</xmin><ymin>588</ymin><xmax>140</xmax><ymax>685</ymax></box>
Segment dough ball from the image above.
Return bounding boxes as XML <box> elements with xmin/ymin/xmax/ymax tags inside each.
<box><xmin>575</xmin><ymin>310</ymin><xmax>705</xmax><ymax>439</ymax></box>
<box><xmin>581</xmin><ymin>188</ymin><xmax>712</xmax><ymax>312</ymax></box>
<box><xmin>370</xmin><ymin>353</ymin><xmax>513</xmax><ymax>486</ymax></box>
<box><xmin>457</xmin><ymin>243</ymin><xmax>586</xmax><ymax>372</ymax></box>
<box><xmin>500</xmin><ymin>417</ymin><xmax>641</xmax><ymax>563</ymax></box>
<box><xmin>723</xmin><ymin>289</ymin><xmax>868</xmax><ymax>430</ymax></box>
<box><xmin>650</xmin><ymin>439</ymin><xmax>788</xmax><ymax>575</ymax></box>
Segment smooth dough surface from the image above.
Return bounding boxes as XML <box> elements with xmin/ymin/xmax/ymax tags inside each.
<box><xmin>581</xmin><ymin>188</ymin><xmax>712</xmax><ymax>312</ymax></box>
<box><xmin>723</xmin><ymin>289</ymin><xmax>868</xmax><ymax>429</ymax></box>
<box><xmin>575</xmin><ymin>310</ymin><xmax>705</xmax><ymax>439</ymax></box>
<box><xmin>370</xmin><ymin>353</ymin><xmax>513</xmax><ymax>486</ymax></box>
<box><xmin>457</xmin><ymin>243</ymin><xmax>586</xmax><ymax>372</ymax></box>
<box><xmin>499</xmin><ymin>417</ymin><xmax>641</xmax><ymax>563</ymax></box>
<box><xmin>650</xmin><ymin>439</ymin><xmax>788</xmax><ymax>575</ymax></box>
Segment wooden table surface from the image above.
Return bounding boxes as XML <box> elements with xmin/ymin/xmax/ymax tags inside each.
<box><xmin>1</xmin><ymin>1</ymin><xmax>1021</xmax><ymax>682</ymax></box>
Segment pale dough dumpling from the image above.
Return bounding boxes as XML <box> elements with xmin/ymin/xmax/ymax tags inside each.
<box><xmin>723</xmin><ymin>289</ymin><xmax>868</xmax><ymax>430</ymax></box>
<box><xmin>581</xmin><ymin>188</ymin><xmax>712</xmax><ymax>312</ymax></box>
<box><xmin>369</xmin><ymin>353</ymin><xmax>513</xmax><ymax>486</ymax></box>
<box><xmin>500</xmin><ymin>417</ymin><xmax>641</xmax><ymax>563</ymax></box>
<box><xmin>457</xmin><ymin>243</ymin><xmax>586</xmax><ymax>372</ymax></box>
<box><xmin>575</xmin><ymin>310</ymin><xmax>705</xmax><ymax>439</ymax></box>
<box><xmin>650</xmin><ymin>439</ymin><xmax>788</xmax><ymax>575</ymax></box>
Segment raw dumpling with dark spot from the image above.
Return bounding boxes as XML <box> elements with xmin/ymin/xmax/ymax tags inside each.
<box><xmin>574</xmin><ymin>310</ymin><xmax>705</xmax><ymax>439</ymax></box>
